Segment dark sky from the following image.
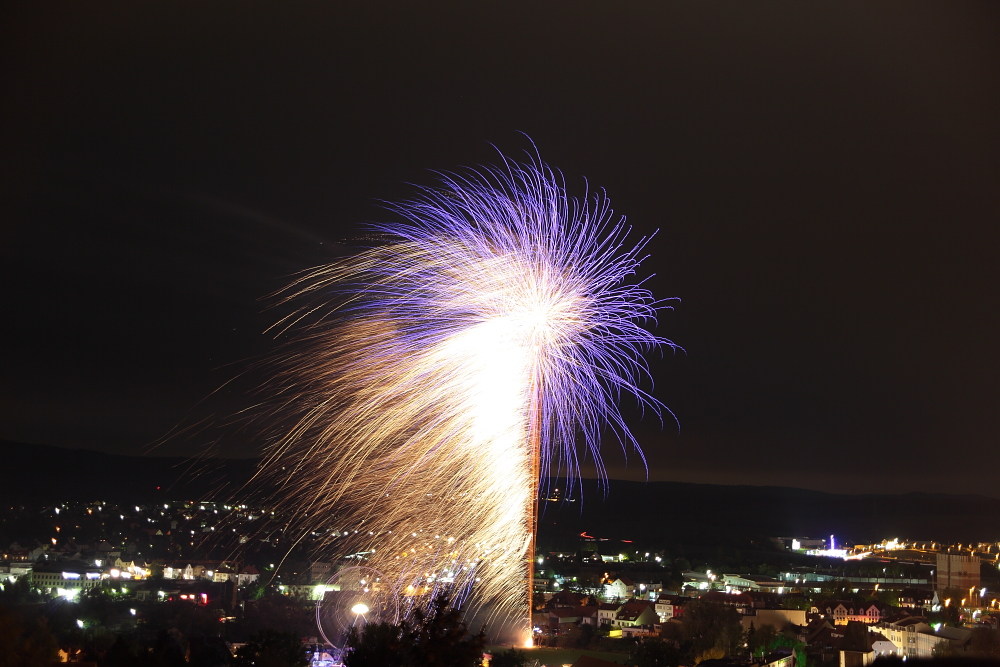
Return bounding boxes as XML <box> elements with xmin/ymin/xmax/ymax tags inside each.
<box><xmin>2</xmin><ymin>3</ymin><xmax>997</xmax><ymax>495</ymax></box>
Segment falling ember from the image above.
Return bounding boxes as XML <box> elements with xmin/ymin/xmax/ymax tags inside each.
<box><xmin>257</xmin><ymin>149</ymin><xmax>677</xmax><ymax>636</ymax></box>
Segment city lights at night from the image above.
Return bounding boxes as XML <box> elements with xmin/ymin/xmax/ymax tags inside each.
<box><xmin>1</xmin><ymin>3</ymin><xmax>997</xmax><ymax>664</ymax></box>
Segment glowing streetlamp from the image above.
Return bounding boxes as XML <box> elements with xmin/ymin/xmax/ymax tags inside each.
<box><xmin>350</xmin><ymin>602</ymin><xmax>369</xmax><ymax>628</ymax></box>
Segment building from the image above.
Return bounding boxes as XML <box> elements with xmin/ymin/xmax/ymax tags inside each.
<box><xmin>654</xmin><ymin>593</ymin><xmax>689</xmax><ymax>622</ymax></box>
<box><xmin>309</xmin><ymin>561</ymin><xmax>334</xmax><ymax>583</ymax></box>
<box><xmin>238</xmin><ymin>565</ymin><xmax>261</xmax><ymax>585</ymax></box>
<box><xmin>0</xmin><ymin>562</ymin><xmax>33</xmax><ymax>586</ymax></box>
<box><xmin>548</xmin><ymin>606</ymin><xmax>598</xmax><ymax>633</ymax></box>
<box><xmin>811</xmin><ymin>600</ymin><xmax>887</xmax><ymax>625</ymax></box>
<box><xmin>723</xmin><ymin>574</ymin><xmax>759</xmax><ymax>591</ymax></box>
<box><xmin>634</xmin><ymin>580</ymin><xmax>663</xmax><ymax>599</ymax></box>
<box><xmin>897</xmin><ymin>588</ymin><xmax>934</xmax><ymax>610</ymax></box>
<box><xmin>603</xmin><ymin>576</ymin><xmax>634</xmax><ymax>601</ymax></box>
<box><xmin>613</xmin><ymin>601</ymin><xmax>658</xmax><ymax>628</ymax></box>
<box><xmin>740</xmin><ymin>608</ymin><xmax>807</xmax><ymax>632</ymax></box>
<box><xmin>773</xmin><ymin>536</ymin><xmax>827</xmax><ymax>551</ymax></box>
<box><xmin>760</xmin><ymin>653</ymin><xmax>794</xmax><ymax>667</ymax></box>
<box><xmin>597</xmin><ymin>602</ymin><xmax>621</xmax><ymax>626</ymax></box>
<box><xmin>701</xmin><ymin>591</ymin><xmax>753</xmax><ymax>614</ymax></box>
<box><xmin>546</xmin><ymin>590</ymin><xmax>590</xmax><ymax>608</ymax></box>
<box><xmin>875</xmin><ymin>617</ymin><xmax>970</xmax><ymax>660</ymax></box>
<box><xmin>160</xmin><ymin>560</ymin><xmax>251</xmax><ymax>584</ymax></box>
<box><xmin>32</xmin><ymin>563</ymin><xmax>103</xmax><ymax>596</ymax></box>
<box><xmin>110</xmin><ymin>558</ymin><xmax>148</xmax><ymax>579</ymax></box>
<box><xmin>3</xmin><ymin>543</ymin><xmax>47</xmax><ymax>562</ymax></box>
<box><xmin>876</xmin><ymin>617</ymin><xmax>932</xmax><ymax>660</ymax></box>
<box><xmin>935</xmin><ymin>553</ymin><xmax>980</xmax><ymax>593</ymax></box>
<box><xmin>741</xmin><ymin>575</ymin><xmax>785</xmax><ymax>592</ymax></box>
<box><xmin>838</xmin><ymin>621</ymin><xmax>875</xmax><ymax>667</ymax></box>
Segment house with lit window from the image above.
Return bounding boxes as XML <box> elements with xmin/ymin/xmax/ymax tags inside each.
<box><xmin>701</xmin><ymin>591</ymin><xmax>754</xmax><ymax>614</ymax></box>
<box><xmin>741</xmin><ymin>575</ymin><xmax>785</xmax><ymax>592</ymax></box>
<box><xmin>723</xmin><ymin>574</ymin><xmax>759</xmax><ymax>591</ymax></box>
<box><xmin>896</xmin><ymin>588</ymin><xmax>933</xmax><ymax>610</ymax></box>
<box><xmin>875</xmin><ymin>617</ymin><xmax>968</xmax><ymax>660</ymax></box>
<box><xmin>613</xmin><ymin>601</ymin><xmax>658</xmax><ymax>628</ymax></box>
<box><xmin>32</xmin><ymin>563</ymin><xmax>102</xmax><ymax>596</ymax></box>
<box><xmin>603</xmin><ymin>575</ymin><xmax>634</xmax><ymax>601</ymax></box>
<box><xmin>597</xmin><ymin>602</ymin><xmax>621</xmax><ymax>626</ymax></box>
<box><xmin>654</xmin><ymin>594</ymin><xmax>690</xmax><ymax>622</ymax></box>
<box><xmin>160</xmin><ymin>560</ymin><xmax>243</xmax><ymax>583</ymax></box>
<box><xmin>238</xmin><ymin>565</ymin><xmax>260</xmax><ymax>585</ymax></box>
<box><xmin>812</xmin><ymin>600</ymin><xmax>887</xmax><ymax>625</ymax></box>
<box><xmin>633</xmin><ymin>580</ymin><xmax>663</xmax><ymax>599</ymax></box>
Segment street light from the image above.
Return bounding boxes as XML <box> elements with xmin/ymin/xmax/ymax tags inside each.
<box><xmin>350</xmin><ymin>602</ymin><xmax>369</xmax><ymax>627</ymax></box>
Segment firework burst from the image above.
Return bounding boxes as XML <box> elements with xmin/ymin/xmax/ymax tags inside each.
<box><xmin>255</xmin><ymin>152</ymin><xmax>677</xmax><ymax>641</ymax></box>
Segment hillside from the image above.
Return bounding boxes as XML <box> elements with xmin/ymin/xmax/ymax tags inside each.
<box><xmin>3</xmin><ymin>441</ymin><xmax>998</xmax><ymax>545</ymax></box>
<box><xmin>535</xmin><ymin>478</ymin><xmax>1000</xmax><ymax>547</ymax></box>
<box><xmin>0</xmin><ymin>440</ymin><xmax>259</xmax><ymax>505</ymax></box>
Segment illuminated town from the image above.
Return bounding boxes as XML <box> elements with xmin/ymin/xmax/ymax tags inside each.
<box><xmin>2</xmin><ymin>494</ymin><xmax>999</xmax><ymax>665</ymax></box>
<box><xmin>4</xmin><ymin>1</ymin><xmax>995</xmax><ymax>665</ymax></box>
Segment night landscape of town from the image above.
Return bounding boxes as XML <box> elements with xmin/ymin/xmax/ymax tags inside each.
<box><xmin>2</xmin><ymin>453</ymin><xmax>1000</xmax><ymax>665</ymax></box>
<box><xmin>3</xmin><ymin>2</ymin><xmax>998</xmax><ymax>666</ymax></box>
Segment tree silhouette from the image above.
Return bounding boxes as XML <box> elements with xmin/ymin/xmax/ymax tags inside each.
<box><xmin>344</xmin><ymin>596</ymin><xmax>485</xmax><ymax>667</ymax></box>
<box><xmin>632</xmin><ymin>637</ymin><xmax>681</xmax><ymax>667</ymax></box>
<box><xmin>679</xmin><ymin>599</ymin><xmax>742</xmax><ymax>658</ymax></box>
<box><xmin>0</xmin><ymin>605</ymin><xmax>59</xmax><ymax>666</ymax></box>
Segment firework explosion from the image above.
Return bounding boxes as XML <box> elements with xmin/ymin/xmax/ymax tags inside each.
<box><xmin>256</xmin><ymin>153</ymin><xmax>676</xmax><ymax>641</ymax></box>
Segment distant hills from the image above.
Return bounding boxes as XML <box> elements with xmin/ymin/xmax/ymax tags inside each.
<box><xmin>4</xmin><ymin>440</ymin><xmax>999</xmax><ymax>545</ymax></box>
<box><xmin>535</xmin><ymin>478</ymin><xmax>1000</xmax><ymax>548</ymax></box>
<box><xmin>0</xmin><ymin>440</ymin><xmax>259</xmax><ymax>505</ymax></box>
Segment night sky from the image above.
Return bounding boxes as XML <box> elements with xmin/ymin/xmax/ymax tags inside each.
<box><xmin>2</xmin><ymin>3</ymin><xmax>997</xmax><ymax>496</ymax></box>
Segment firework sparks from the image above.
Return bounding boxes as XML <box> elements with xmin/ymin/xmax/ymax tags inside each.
<box><xmin>256</xmin><ymin>152</ymin><xmax>677</xmax><ymax>640</ymax></box>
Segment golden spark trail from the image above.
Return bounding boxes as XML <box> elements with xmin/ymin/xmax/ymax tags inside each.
<box><xmin>526</xmin><ymin>379</ymin><xmax>541</xmax><ymax>645</ymax></box>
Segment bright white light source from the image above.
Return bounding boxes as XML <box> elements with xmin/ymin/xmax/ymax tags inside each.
<box><xmin>351</xmin><ymin>603</ymin><xmax>369</xmax><ymax>615</ymax></box>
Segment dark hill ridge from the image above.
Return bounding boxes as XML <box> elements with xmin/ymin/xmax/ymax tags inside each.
<box><xmin>3</xmin><ymin>441</ymin><xmax>998</xmax><ymax>543</ymax></box>
<box><xmin>0</xmin><ymin>440</ymin><xmax>259</xmax><ymax>504</ymax></box>
<box><xmin>536</xmin><ymin>478</ymin><xmax>1000</xmax><ymax>546</ymax></box>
